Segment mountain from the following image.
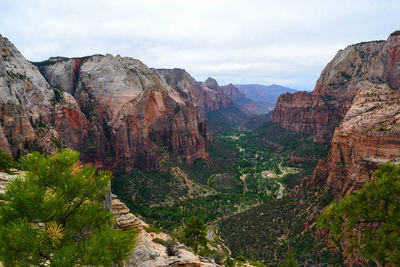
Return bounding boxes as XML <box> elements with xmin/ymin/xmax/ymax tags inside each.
<box><xmin>0</xmin><ymin>35</ymin><xmax>209</xmax><ymax>172</ymax></box>
<box><xmin>272</xmin><ymin>32</ymin><xmax>400</xmax><ymax>199</ymax></box>
<box><xmin>271</xmin><ymin>41</ymin><xmax>384</xmax><ymax>144</ymax></box>
<box><xmin>220</xmin><ymin>83</ymin><xmax>267</xmax><ymax>114</ymax></box>
<box><xmin>235</xmin><ymin>84</ymin><xmax>298</xmax><ymax>111</ymax></box>
<box><xmin>157</xmin><ymin>69</ymin><xmax>234</xmax><ymax>113</ymax></box>
<box><xmin>312</xmin><ymin>31</ymin><xmax>400</xmax><ymax>197</ymax></box>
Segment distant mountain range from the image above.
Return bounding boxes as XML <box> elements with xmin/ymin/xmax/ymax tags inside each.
<box><xmin>235</xmin><ymin>84</ymin><xmax>298</xmax><ymax>110</ymax></box>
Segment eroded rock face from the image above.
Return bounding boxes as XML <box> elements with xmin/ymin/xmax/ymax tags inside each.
<box><xmin>309</xmin><ymin>33</ymin><xmax>400</xmax><ymax>265</ymax></box>
<box><xmin>157</xmin><ymin>69</ymin><xmax>235</xmax><ymax>113</ymax></box>
<box><xmin>279</xmin><ymin>32</ymin><xmax>400</xmax><ymax>199</ymax></box>
<box><xmin>39</xmin><ymin>55</ymin><xmax>208</xmax><ymax>171</ymax></box>
<box><xmin>369</xmin><ymin>31</ymin><xmax>400</xmax><ymax>89</ymax></box>
<box><xmin>0</xmin><ymin>35</ymin><xmax>55</xmax><ymax>156</ymax></box>
<box><xmin>0</xmin><ymin>35</ymin><xmax>209</xmax><ymax>171</ymax></box>
<box><xmin>202</xmin><ymin>77</ymin><xmax>220</xmax><ymax>91</ymax></box>
<box><xmin>316</xmin><ymin>33</ymin><xmax>400</xmax><ymax>197</ymax></box>
<box><xmin>271</xmin><ymin>40</ymin><xmax>384</xmax><ymax>143</ymax></box>
<box><xmin>314</xmin><ymin>71</ymin><xmax>400</xmax><ymax>197</ymax></box>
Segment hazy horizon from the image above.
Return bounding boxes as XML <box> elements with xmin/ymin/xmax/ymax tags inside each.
<box><xmin>1</xmin><ymin>0</ymin><xmax>399</xmax><ymax>90</ymax></box>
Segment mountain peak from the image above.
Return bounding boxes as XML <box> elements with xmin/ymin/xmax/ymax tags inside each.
<box><xmin>203</xmin><ymin>77</ymin><xmax>220</xmax><ymax>90</ymax></box>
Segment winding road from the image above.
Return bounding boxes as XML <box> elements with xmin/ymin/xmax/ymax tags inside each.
<box><xmin>276</xmin><ymin>181</ymin><xmax>284</xmax><ymax>199</ymax></box>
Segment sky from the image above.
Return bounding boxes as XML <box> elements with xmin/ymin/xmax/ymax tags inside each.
<box><xmin>0</xmin><ymin>0</ymin><xmax>399</xmax><ymax>90</ymax></box>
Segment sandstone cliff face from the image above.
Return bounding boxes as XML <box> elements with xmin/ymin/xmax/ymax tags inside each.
<box><xmin>0</xmin><ymin>35</ymin><xmax>55</xmax><ymax>156</ymax></box>
<box><xmin>271</xmin><ymin>40</ymin><xmax>384</xmax><ymax>143</ymax></box>
<box><xmin>0</xmin><ymin>35</ymin><xmax>208</xmax><ymax>171</ymax></box>
<box><xmin>313</xmin><ymin>33</ymin><xmax>400</xmax><ymax>197</ymax></box>
<box><xmin>39</xmin><ymin>55</ymin><xmax>208</xmax><ymax>171</ymax></box>
<box><xmin>157</xmin><ymin>70</ymin><xmax>235</xmax><ymax>113</ymax></box>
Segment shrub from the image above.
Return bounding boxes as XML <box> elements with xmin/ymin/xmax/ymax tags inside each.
<box><xmin>153</xmin><ymin>238</ymin><xmax>166</xmax><ymax>246</ymax></box>
<box><xmin>0</xmin><ymin>149</ymin><xmax>14</xmax><ymax>172</ymax></box>
<box><xmin>165</xmin><ymin>238</ymin><xmax>179</xmax><ymax>256</ymax></box>
<box><xmin>143</xmin><ymin>225</ymin><xmax>162</xmax><ymax>234</ymax></box>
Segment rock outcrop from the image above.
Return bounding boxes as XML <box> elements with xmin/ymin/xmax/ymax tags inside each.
<box><xmin>0</xmin><ymin>35</ymin><xmax>209</xmax><ymax>171</ymax></box>
<box><xmin>109</xmin><ymin>195</ymin><xmax>219</xmax><ymax>267</ymax></box>
<box><xmin>220</xmin><ymin>83</ymin><xmax>266</xmax><ymax>114</ymax></box>
<box><xmin>313</xmin><ymin>32</ymin><xmax>400</xmax><ymax>197</ymax></box>
<box><xmin>157</xmin><ymin>69</ymin><xmax>231</xmax><ymax>114</ymax></box>
<box><xmin>0</xmin><ymin>35</ymin><xmax>55</xmax><ymax>157</ymax></box>
<box><xmin>39</xmin><ymin>56</ymin><xmax>210</xmax><ymax>171</ymax></box>
<box><xmin>271</xmin><ymin>40</ymin><xmax>384</xmax><ymax>143</ymax></box>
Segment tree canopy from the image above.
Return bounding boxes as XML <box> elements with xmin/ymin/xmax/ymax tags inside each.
<box><xmin>182</xmin><ymin>216</ymin><xmax>207</xmax><ymax>252</ymax></box>
<box><xmin>317</xmin><ymin>162</ymin><xmax>400</xmax><ymax>266</ymax></box>
<box><xmin>0</xmin><ymin>149</ymin><xmax>136</xmax><ymax>266</ymax></box>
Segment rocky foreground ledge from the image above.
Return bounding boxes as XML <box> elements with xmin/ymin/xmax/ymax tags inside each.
<box><xmin>0</xmin><ymin>171</ymin><xmax>219</xmax><ymax>267</ymax></box>
<box><xmin>111</xmin><ymin>196</ymin><xmax>220</xmax><ymax>267</ymax></box>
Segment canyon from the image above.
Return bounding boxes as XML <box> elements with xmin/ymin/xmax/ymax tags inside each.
<box><xmin>1</xmin><ymin>30</ymin><xmax>399</xmax><ymax>266</ymax></box>
<box><xmin>0</xmin><ymin>35</ymin><xmax>248</xmax><ymax>172</ymax></box>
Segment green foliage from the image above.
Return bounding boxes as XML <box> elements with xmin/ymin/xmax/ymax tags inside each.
<box><xmin>111</xmin><ymin>112</ymin><xmax>335</xmax><ymax>265</ymax></box>
<box><xmin>51</xmin><ymin>87</ymin><xmax>64</xmax><ymax>105</ymax></box>
<box><xmin>0</xmin><ymin>149</ymin><xmax>137</xmax><ymax>266</ymax></box>
<box><xmin>0</xmin><ymin>150</ymin><xmax>15</xmax><ymax>172</ymax></box>
<box><xmin>206</xmin><ymin>107</ymin><xmax>251</xmax><ymax>133</ymax></box>
<box><xmin>249</xmin><ymin>260</ymin><xmax>267</xmax><ymax>267</ymax></box>
<box><xmin>153</xmin><ymin>238</ymin><xmax>166</xmax><ymax>246</ymax></box>
<box><xmin>143</xmin><ymin>225</ymin><xmax>162</xmax><ymax>234</ymax></box>
<box><xmin>219</xmin><ymin>188</ymin><xmax>341</xmax><ymax>266</ymax></box>
<box><xmin>235</xmin><ymin>255</ymin><xmax>246</xmax><ymax>262</ymax></box>
<box><xmin>279</xmin><ymin>251</ymin><xmax>298</xmax><ymax>267</ymax></box>
<box><xmin>224</xmin><ymin>256</ymin><xmax>236</xmax><ymax>267</ymax></box>
<box><xmin>317</xmin><ymin>162</ymin><xmax>400</xmax><ymax>266</ymax></box>
<box><xmin>182</xmin><ymin>216</ymin><xmax>207</xmax><ymax>252</ymax></box>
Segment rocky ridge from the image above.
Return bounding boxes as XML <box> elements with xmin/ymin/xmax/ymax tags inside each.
<box><xmin>272</xmin><ymin>32</ymin><xmax>400</xmax><ymax>198</ymax></box>
<box><xmin>271</xmin><ymin>40</ymin><xmax>385</xmax><ymax>143</ymax></box>
<box><xmin>157</xmin><ymin>69</ymin><xmax>234</xmax><ymax>113</ymax></box>
<box><xmin>0</xmin><ymin>35</ymin><xmax>212</xmax><ymax>171</ymax></box>
<box><xmin>220</xmin><ymin>83</ymin><xmax>267</xmax><ymax>114</ymax></box>
<box><xmin>312</xmin><ymin>32</ymin><xmax>400</xmax><ymax>197</ymax></box>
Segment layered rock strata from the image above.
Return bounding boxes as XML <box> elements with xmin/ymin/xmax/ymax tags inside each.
<box><xmin>158</xmin><ymin>70</ymin><xmax>235</xmax><ymax>113</ymax></box>
<box><xmin>0</xmin><ymin>35</ymin><xmax>209</xmax><ymax>171</ymax></box>
<box><xmin>271</xmin><ymin>40</ymin><xmax>385</xmax><ymax>143</ymax></box>
<box><xmin>313</xmin><ymin>32</ymin><xmax>400</xmax><ymax>196</ymax></box>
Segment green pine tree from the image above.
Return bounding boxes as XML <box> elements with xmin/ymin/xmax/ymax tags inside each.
<box><xmin>279</xmin><ymin>251</ymin><xmax>298</xmax><ymax>267</ymax></box>
<box><xmin>183</xmin><ymin>216</ymin><xmax>207</xmax><ymax>252</ymax></box>
<box><xmin>0</xmin><ymin>149</ymin><xmax>137</xmax><ymax>266</ymax></box>
<box><xmin>317</xmin><ymin>162</ymin><xmax>400</xmax><ymax>266</ymax></box>
<box><xmin>0</xmin><ymin>149</ymin><xmax>14</xmax><ymax>172</ymax></box>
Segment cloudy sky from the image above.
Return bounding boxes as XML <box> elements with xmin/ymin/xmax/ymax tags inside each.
<box><xmin>1</xmin><ymin>0</ymin><xmax>399</xmax><ymax>90</ymax></box>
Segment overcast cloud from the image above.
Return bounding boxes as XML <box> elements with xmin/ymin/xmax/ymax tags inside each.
<box><xmin>1</xmin><ymin>0</ymin><xmax>399</xmax><ymax>90</ymax></box>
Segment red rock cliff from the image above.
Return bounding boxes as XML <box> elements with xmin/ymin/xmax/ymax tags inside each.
<box><xmin>39</xmin><ymin>55</ymin><xmax>208</xmax><ymax>171</ymax></box>
<box><xmin>271</xmin><ymin>40</ymin><xmax>384</xmax><ymax>143</ymax></box>
<box><xmin>313</xmin><ymin>33</ymin><xmax>400</xmax><ymax>197</ymax></box>
<box><xmin>1</xmin><ymin>36</ymin><xmax>208</xmax><ymax>171</ymax></box>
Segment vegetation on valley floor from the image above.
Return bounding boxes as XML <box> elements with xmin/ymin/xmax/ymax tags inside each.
<box><xmin>112</xmin><ymin>111</ymin><xmax>336</xmax><ymax>266</ymax></box>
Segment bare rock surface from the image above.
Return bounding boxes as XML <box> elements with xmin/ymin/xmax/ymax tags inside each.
<box><xmin>271</xmin><ymin>40</ymin><xmax>384</xmax><ymax>143</ymax></box>
<box><xmin>110</xmin><ymin>195</ymin><xmax>219</xmax><ymax>267</ymax></box>
<box><xmin>1</xmin><ymin>35</ymin><xmax>210</xmax><ymax>171</ymax></box>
